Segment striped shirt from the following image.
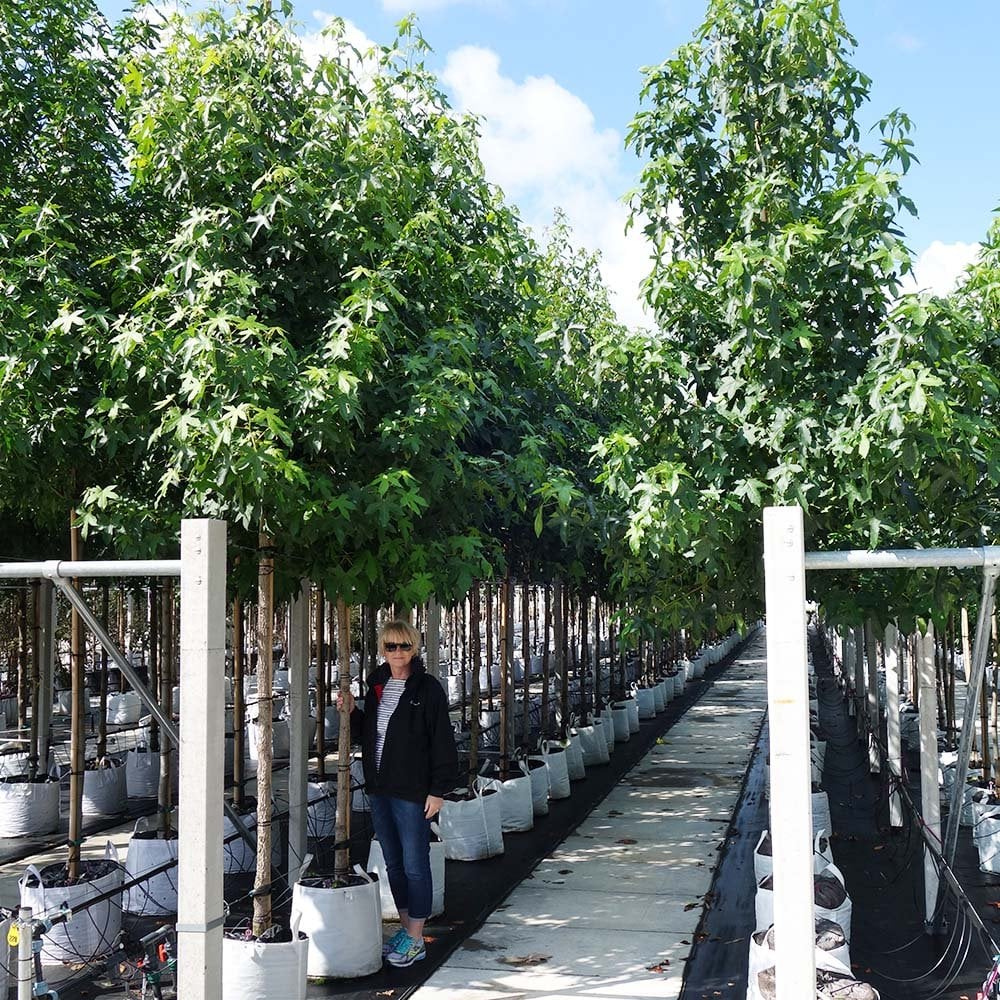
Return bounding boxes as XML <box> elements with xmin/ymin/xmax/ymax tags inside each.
<box><xmin>375</xmin><ymin>678</ymin><xmax>407</xmax><ymax>771</ymax></box>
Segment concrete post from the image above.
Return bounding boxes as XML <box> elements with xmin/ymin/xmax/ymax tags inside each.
<box><xmin>865</xmin><ymin>622</ymin><xmax>881</xmax><ymax>773</ymax></box>
<box><xmin>885</xmin><ymin>624</ymin><xmax>902</xmax><ymax>828</ymax></box>
<box><xmin>917</xmin><ymin>623</ymin><xmax>940</xmax><ymax>928</ymax></box>
<box><xmin>763</xmin><ymin>507</ymin><xmax>815</xmax><ymax>1000</ymax></box>
<box><xmin>36</xmin><ymin>581</ymin><xmax>54</xmax><ymax>774</ymax></box>
<box><xmin>287</xmin><ymin>580</ymin><xmax>310</xmax><ymax>885</ymax></box>
<box><xmin>177</xmin><ymin>519</ymin><xmax>227</xmax><ymax>1000</ymax></box>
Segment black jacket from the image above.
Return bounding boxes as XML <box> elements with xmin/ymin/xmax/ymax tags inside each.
<box><xmin>352</xmin><ymin>657</ymin><xmax>458</xmax><ymax>804</ymax></box>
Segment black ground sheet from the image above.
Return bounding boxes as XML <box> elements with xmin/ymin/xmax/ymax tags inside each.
<box><xmin>29</xmin><ymin>636</ymin><xmax>757</xmax><ymax>1000</ymax></box>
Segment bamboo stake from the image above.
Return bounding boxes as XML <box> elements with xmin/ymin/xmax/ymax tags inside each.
<box><xmin>96</xmin><ymin>584</ymin><xmax>108</xmax><ymax>759</ymax></box>
<box><xmin>335</xmin><ymin>597</ymin><xmax>352</xmax><ymax>879</ymax></box>
<box><xmin>579</xmin><ymin>592</ymin><xmax>589</xmax><ymax>719</ymax></box>
<box><xmin>541</xmin><ymin>585</ymin><xmax>551</xmax><ymax>739</ymax></box>
<box><xmin>485</xmin><ymin>583</ymin><xmax>494</xmax><ymax>711</ymax></box>
<box><xmin>233</xmin><ymin>593</ymin><xmax>245</xmax><ymax>810</ymax></box>
<box><xmin>521</xmin><ymin>581</ymin><xmax>530</xmax><ymax>748</ymax></box>
<box><xmin>68</xmin><ymin>510</ymin><xmax>84</xmax><ymax>881</ymax></box>
<box><xmin>469</xmin><ymin>583</ymin><xmax>482</xmax><ymax>789</ymax></box>
<box><xmin>499</xmin><ymin>576</ymin><xmax>510</xmax><ymax>763</ymax></box>
<box><xmin>159</xmin><ymin>581</ymin><xmax>174</xmax><ymax>834</ymax></box>
<box><xmin>252</xmin><ymin>533</ymin><xmax>274</xmax><ymax>937</ymax></box>
<box><xmin>29</xmin><ymin>581</ymin><xmax>40</xmax><ymax>778</ymax></box>
<box><xmin>16</xmin><ymin>588</ymin><xmax>28</xmax><ymax>729</ymax></box>
<box><xmin>556</xmin><ymin>580</ymin><xmax>567</xmax><ymax>741</ymax></box>
<box><xmin>315</xmin><ymin>587</ymin><xmax>326</xmax><ymax>780</ymax></box>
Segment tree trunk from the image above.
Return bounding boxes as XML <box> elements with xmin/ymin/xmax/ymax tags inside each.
<box><xmin>16</xmin><ymin>588</ymin><xmax>28</xmax><ymax>730</ymax></box>
<box><xmin>29</xmin><ymin>581</ymin><xmax>40</xmax><ymax>778</ymax></box>
<box><xmin>252</xmin><ymin>533</ymin><xmax>274</xmax><ymax>937</ymax></box>
<box><xmin>334</xmin><ymin>597</ymin><xmax>352</xmax><ymax>879</ymax></box>
<box><xmin>579</xmin><ymin>593</ymin><xmax>589</xmax><ymax>719</ymax></box>
<box><xmin>499</xmin><ymin>576</ymin><xmax>510</xmax><ymax>763</ymax></box>
<box><xmin>555</xmin><ymin>580</ymin><xmax>567</xmax><ymax>741</ymax></box>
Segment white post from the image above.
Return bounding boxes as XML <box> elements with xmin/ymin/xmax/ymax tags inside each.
<box><xmin>17</xmin><ymin>906</ymin><xmax>33</xmax><ymax>1000</ymax></box>
<box><xmin>917</xmin><ymin>623</ymin><xmax>940</xmax><ymax>928</ymax></box>
<box><xmin>426</xmin><ymin>596</ymin><xmax>441</xmax><ymax>679</ymax></box>
<box><xmin>885</xmin><ymin>624</ymin><xmax>902</xmax><ymax>828</ymax></box>
<box><xmin>177</xmin><ymin>519</ymin><xmax>227</xmax><ymax>1000</ymax></box>
<box><xmin>763</xmin><ymin>507</ymin><xmax>816</xmax><ymax>1000</ymax></box>
<box><xmin>287</xmin><ymin>579</ymin><xmax>310</xmax><ymax>885</ymax></box>
<box><xmin>865</xmin><ymin>622</ymin><xmax>881</xmax><ymax>773</ymax></box>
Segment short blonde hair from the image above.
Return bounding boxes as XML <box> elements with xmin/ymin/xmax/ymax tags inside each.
<box><xmin>379</xmin><ymin>619</ymin><xmax>421</xmax><ymax>651</ymax></box>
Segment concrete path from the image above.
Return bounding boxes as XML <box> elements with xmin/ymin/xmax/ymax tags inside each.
<box><xmin>411</xmin><ymin>631</ymin><xmax>768</xmax><ymax>1000</ymax></box>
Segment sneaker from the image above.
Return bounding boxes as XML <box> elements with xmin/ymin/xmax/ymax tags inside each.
<box><xmin>386</xmin><ymin>932</ymin><xmax>426</xmax><ymax>967</ymax></box>
<box><xmin>382</xmin><ymin>929</ymin><xmax>408</xmax><ymax>957</ymax></box>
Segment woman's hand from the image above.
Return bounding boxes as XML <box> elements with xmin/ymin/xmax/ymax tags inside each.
<box><xmin>424</xmin><ymin>794</ymin><xmax>443</xmax><ymax>819</ymax></box>
<box><xmin>336</xmin><ymin>690</ymin><xmax>355</xmax><ymax>714</ymax></box>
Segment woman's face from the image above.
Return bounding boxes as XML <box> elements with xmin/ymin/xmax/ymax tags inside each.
<box><xmin>383</xmin><ymin>634</ymin><xmax>416</xmax><ymax>669</ymax></box>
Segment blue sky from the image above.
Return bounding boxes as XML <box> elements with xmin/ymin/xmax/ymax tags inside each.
<box><xmin>98</xmin><ymin>0</ymin><xmax>1000</xmax><ymax>326</ymax></box>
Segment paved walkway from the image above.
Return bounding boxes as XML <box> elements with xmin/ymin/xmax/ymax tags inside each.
<box><xmin>412</xmin><ymin>631</ymin><xmax>768</xmax><ymax>1000</ymax></box>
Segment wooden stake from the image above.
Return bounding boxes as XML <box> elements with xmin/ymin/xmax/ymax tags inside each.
<box><xmin>315</xmin><ymin>587</ymin><xmax>326</xmax><ymax>780</ymax></box>
<box><xmin>521</xmin><ymin>581</ymin><xmax>530</xmax><ymax>748</ymax></box>
<box><xmin>469</xmin><ymin>583</ymin><xmax>481</xmax><ymax>789</ymax></box>
<box><xmin>232</xmin><ymin>593</ymin><xmax>245</xmax><ymax>810</ymax></box>
<box><xmin>68</xmin><ymin>509</ymin><xmax>84</xmax><ymax>881</ymax></box>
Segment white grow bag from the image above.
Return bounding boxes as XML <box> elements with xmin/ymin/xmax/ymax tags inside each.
<box><xmin>351</xmin><ymin>757</ymin><xmax>370</xmax><ymax>813</ymax></box>
<box><xmin>0</xmin><ymin>777</ymin><xmax>60</xmax><ymax>837</ymax></box>
<box><xmin>673</xmin><ymin>672</ymin><xmax>685</xmax><ymax>697</ymax></box>
<box><xmin>812</xmin><ymin>789</ymin><xmax>832</xmax><ymax>837</ymax></box>
<box><xmin>125</xmin><ymin>746</ymin><xmax>160</xmax><ymax>798</ymax></box>
<box><xmin>123</xmin><ymin>819</ymin><xmax>179</xmax><ymax>916</ymax></box>
<box><xmin>611</xmin><ymin>704</ymin><xmax>630</xmax><ymax>742</ymax></box>
<box><xmin>480</xmin><ymin>763</ymin><xmax>534</xmax><ymax>833</ymax></box>
<box><xmin>975</xmin><ymin>809</ymin><xmax>1000</xmax><ymax>873</ymax></box>
<box><xmin>755</xmin><ymin>863</ymin><xmax>852</xmax><ymax>941</ymax></box>
<box><xmin>526</xmin><ymin>757</ymin><xmax>550</xmax><ymax>815</ymax></box>
<box><xmin>652</xmin><ymin>681</ymin><xmax>666</xmax><ymax>713</ymax></box>
<box><xmin>753</xmin><ymin>829</ymin><xmax>833</xmax><ymax>883</ymax></box>
<box><xmin>565</xmin><ymin>734</ymin><xmax>586</xmax><ymax>780</ymax></box>
<box><xmin>106</xmin><ymin>692</ymin><xmax>141</xmax><ymax>726</ymax></box>
<box><xmin>82</xmin><ymin>757</ymin><xmax>127</xmax><ymax>816</ymax></box>
<box><xmin>601</xmin><ymin>711</ymin><xmax>616</xmax><ymax>752</ymax></box>
<box><xmin>625</xmin><ymin>697</ymin><xmax>640</xmax><ymax>733</ymax></box>
<box><xmin>291</xmin><ymin>870</ymin><xmax>381</xmax><ymax>979</ymax></box>
<box><xmin>222</xmin><ymin>917</ymin><xmax>308</xmax><ymax>998</ymax></box>
<box><xmin>248</xmin><ymin>719</ymin><xmax>290</xmax><ymax>762</ymax></box>
<box><xmin>439</xmin><ymin>786</ymin><xmax>504</xmax><ymax>861</ymax></box>
<box><xmin>541</xmin><ymin>743</ymin><xmax>571</xmax><ymax>799</ymax></box>
<box><xmin>748</xmin><ymin>918</ymin><xmax>851</xmax><ymax>985</ymax></box>
<box><xmin>20</xmin><ymin>845</ymin><xmax>123</xmax><ymax>963</ymax></box>
<box><xmin>307</xmin><ymin>781</ymin><xmax>337</xmax><ymax>838</ymax></box>
<box><xmin>577</xmin><ymin>720</ymin><xmax>610</xmax><ymax>766</ymax></box>
<box><xmin>368</xmin><ymin>833</ymin><xmax>445</xmax><ymax>919</ymax></box>
<box><xmin>0</xmin><ymin>753</ymin><xmax>30</xmax><ymax>779</ymax></box>
<box><xmin>636</xmin><ymin>687</ymin><xmax>657</xmax><ymax>720</ymax></box>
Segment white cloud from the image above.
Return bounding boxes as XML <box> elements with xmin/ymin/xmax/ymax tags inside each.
<box><xmin>441</xmin><ymin>45</ymin><xmax>651</xmax><ymax>329</ymax></box>
<box><xmin>300</xmin><ymin>11</ymin><xmax>379</xmax><ymax>85</ymax></box>
<box><xmin>381</xmin><ymin>0</ymin><xmax>495</xmax><ymax>11</ymax></box>
<box><xmin>889</xmin><ymin>32</ymin><xmax>924</xmax><ymax>52</ymax></box>
<box><xmin>902</xmin><ymin>240</ymin><xmax>980</xmax><ymax>297</ymax></box>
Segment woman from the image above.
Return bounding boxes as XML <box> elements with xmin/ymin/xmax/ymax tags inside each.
<box><xmin>339</xmin><ymin>619</ymin><xmax>457</xmax><ymax>968</ymax></box>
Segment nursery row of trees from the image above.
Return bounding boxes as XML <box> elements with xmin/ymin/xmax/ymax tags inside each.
<box><xmin>3</xmin><ymin>0</ymin><xmax>1000</xmax><ymax>638</ymax></box>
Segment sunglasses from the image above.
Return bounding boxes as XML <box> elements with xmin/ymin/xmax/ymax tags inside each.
<box><xmin>384</xmin><ymin>642</ymin><xmax>413</xmax><ymax>652</ymax></box>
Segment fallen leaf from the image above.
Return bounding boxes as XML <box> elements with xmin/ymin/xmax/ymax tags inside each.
<box><xmin>617</xmin><ymin>838</ymin><xmax>638</xmax><ymax>845</ymax></box>
<box><xmin>684</xmin><ymin>902</ymin><xmax>700</xmax><ymax>911</ymax></box>
<box><xmin>498</xmin><ymin>954</ymin><xmax>551</xmax><ymax>967</ymax></box>
<box><xmin>558</xmin><ymin>869</ymin><xmax>573</xmax><ymax>875</ymax></box>
<box><xmin>646</xmin><ymin>959</ymin><xmax>671</xmax><ymax>972</ymax></box>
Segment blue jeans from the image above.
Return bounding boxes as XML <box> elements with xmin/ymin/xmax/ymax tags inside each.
<box><xmin>369</xmin><ymin>795</ymin><xmax>433</xmax><ymax>920</ymax></box>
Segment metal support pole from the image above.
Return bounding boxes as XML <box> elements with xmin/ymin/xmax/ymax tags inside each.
<box><xmin>942</xmin><ymin>565</ymin><xmax>999</xmax><ymax>867</ymax></box>
<box><xmin>865</xmin><ymin>622</ymin><xmax>881</xmax><ymax>773</ymax></box>
<box><xmin>49</xmin><ymin>573</ymin><xmax>255</xmax><ymax>849</ymax></box>
<box><xmin>885</xmin><ymin>624</ymin><xmax>903</xmax><ymax>828</ymax></box>
<box><xmin>177</xmin><ymin>519</ymin><xmax>227</xmax><ymax>1000</ymax></box>
<box><xmin>17</xmin><ymin>906</ymin><xmax>33</xmax><ymax>1000</ymax></box>
<box><xmin>287</xmin><ymin>579</ymin><xmax>310</xmax><ymax>885</ymax></box>
<box><xmin>917</xmin><ymin>623</ymin><xmax>941</xmax><ymax>929</ymax></box>
<box><xmin>763</xmin><ymin>507</ymin><xmax>815</xmax><ymax>1000</ymax></box>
